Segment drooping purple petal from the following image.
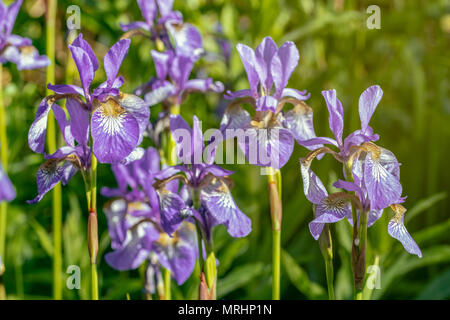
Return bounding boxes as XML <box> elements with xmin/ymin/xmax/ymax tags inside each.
<box><xmin>157</xmin><ymin>189</ymin><xmax>191</xmax><ymax>235</ymax></box>
<box><xmin>167</xmin><ymin>23</ymin><xmax>203</xmax><ymax>60</ymax></box>
<box><xmin>238</xmin><ymin>125</ymin><xmax>294</xmax><ymax>169</ymax></box>
<box><xmin>105</xmin><ymin>221</ymin><xmax>158</xmax><ymax>270</ymax></box>
<box><xmin>91</xmin><ymin>99</ymin><xmax>140</xmax><ymax>164</ymax></box>
<box><xmin>201</xmin><ymin>178</ymin><xmax>251</xmax><ymax>238</ymax></box>
<box><xmin>27</xmin><ymin>159</ymin><xmax>64</xmax><ymax>204</ymax></box>
<box><xmin>300</xmin><ymin>161</ymin><xmax>328</xmax><ymax>204</ymax></box>
<box><xmin>364</xmin><ymin>152</ymin><xmax>402</xmax><ymax>210</ymax></box>
<box><xmin>28</xmin><ymin>97</ymin><xmax>52</xmax><ymax>154</ymax></box>
<box><xmin>282</xmin><ymin>103</ymin><xmax>319</xmax><ymax>148</ymax></box>
<box><xmin>103</xmin><ymin>198</ymin><xmax>128</xmax><ymax>249</ymax></box>
<box><xmin>47</xmin><ymin>83</ymin><xmax>84</xmax><ymax>96</ymax></box>
<box><xmin>388</xmin><ymin>208</ymin><xmax>422</xmax><ymax>258</ymax></box>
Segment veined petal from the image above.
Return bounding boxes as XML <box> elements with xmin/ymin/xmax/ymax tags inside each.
<box><xmin>388</xmin><ymin>204</ymin><xmax>422</xmax><ymax>257</ymax></box>
<box><xmin>27</xmin><ymin>159</ymin><xmax>64</xmax><ymax>204</ymax></box>
<box><xmin>219</xmin><ymin>104</ymin><xmax>251</xmax><ymax>139</ymax></box>
<box><xmin>282</xmin><ymin>102</ymin><xmax>319</xmax><ymax>148</ymax></box>
<box><xmin>105</xmin><ymin>221</ymin><xmax>158</xmax><ymax>270</ymax></box>
<box><xmin>201</xmin><ymin>177</ymin><xmax>251</xmax><ymax>238</ymax></box>
<box><xmin>120</xmin><ymin>21</ymin><xmax>149</xmax><ymax>32</ymax></box>
<box><xmin>224</xmin><ymin>89</ymin><xmax>252</xmax><ymax>100</ymax></box>
<box><xmin>14</xmin><ymin>46</ymin><xmax>50</xmax><ymax>70</ymax></box>
<box><xmin>103</xmin><ymin>198</ymin><xmax>128</xmax><ymax>249</ymax></box>
<box><xmin>117</xmin><ymin>93</ymin><xmax>150</xmax><ymax>145</ymax></box>
<box><xmin>104</xmin><ymin>39</ymin><xmax>130</xmax><ymax>87</ymax></box>
<box><xmin>322</xmin><ymin>89</ymin><xmax>344</xmax><ymax>145</ymax></box>
<box><xmin>47</xmin><ymin>83</ymin><xmax>84</xmax><ymax>96</ymax></box>
<box><xmin>281</xmin><ymin>88</ymin><xmax>310</xmax><ymax>101</ymax></box>
<box><xmin>153</xmin><ymin>222</ymin><xmax>197</xmax><ymax>285</ymax></box>
<box><xmin>364</xmin><ymin>152</ymin><xmax>402</xmax><ymax>210</ymax></box>
<box><xmin>167</xmin><ymin>23</ymin><xmax>203</xmax><ymax>60</ymax></box>
<box><xmin>238</xmin><ymin>125</ymin><xmax>294</xmax><ymax>169</ymax></box>
<box><xmin>359</xmin><ymin>85</ymin><xmax>383</xmax><ymax>133</ymax></box>
<box><xmin>3</xmin><ymin>0</ymin><xmax>22</xmax><ymax>37</ymax></box>
<box><xmin>151</xmin><ymin>50</ymin><xmax>171</xmax><ymax>80</ymax></box>
<box><xmin>157</xmin><ymin>189</ymin><xmax>191</xmax><ymax>235</ymax></box>
<box><xmin>28</xmin><ymin>97</ymin><xmax>52</xmax><ymax>154</ymax></box>
<box><xmin>256</xmin><ymin>95</ymin><xmax>278</xmax><ymax>112</ymax></box>
<box><xmin>300</xmin><ymin>160</ymin><xmax>328</xmax><ymax>204</ymax></box>
<box><xmin>156</xmin><ymin>0</ymin><xmax>174</xmax><ymax>17</ymax></box>
<box><xmin>144</xmin><ymin>80</ymin><xmax>176</xmax><ymax>106</ymax></box>
<box><xmin>170</xmin><ymin>115</ymin><xmax>193</xmax><ymax>164</ymax></box>
<box><xmin>91</xmin><ymin>99</ymin><xmax>140</xmax><ymax>164</ymax></box>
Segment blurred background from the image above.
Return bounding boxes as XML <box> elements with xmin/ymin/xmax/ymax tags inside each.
<box><xmin>2</xmin><ymin>0</ymin><xmax>449</xmax><ymax>299</ymax></box>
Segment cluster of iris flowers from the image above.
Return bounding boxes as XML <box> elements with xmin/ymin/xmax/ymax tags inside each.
<box><xmin>0</xmin><ymin>0</ymin><xmax>421</xmax><ymax>300</ymax></box>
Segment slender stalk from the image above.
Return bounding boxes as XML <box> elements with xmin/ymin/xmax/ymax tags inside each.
<box><xmin>0</xmin><ymin>61</ymin><xmax>8</xmax><ymax>300</ymax></box>
<box><xmin>318</xmin><ymin>224</ymin><xmax>335</xmax><ymax>300</ymax></box>
<box><xmin>87</xmin><ymin>154</ymin><xmax>99</xmax><ymax>300</ymax></box>
<box><xmin>267</xmin><ymin>167</ymin><xmax>282</xmax><ymax>300</ymax></box>
<box><xmin>45</xmin><ymin>0</ymin><xmax>63</xmax><ymax>300</ymax></box>
<box><xmin>163</xmin><ymin>268</ymin><xmax>171</xmax><ymax>300</ymax></box>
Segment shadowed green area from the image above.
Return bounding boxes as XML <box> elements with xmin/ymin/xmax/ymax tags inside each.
<box><xmin>1</xmin><ymin>0</ymin><xmax>449</xmax><ymax>299</ymax></box>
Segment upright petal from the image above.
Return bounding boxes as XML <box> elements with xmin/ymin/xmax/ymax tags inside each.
<box><xmin>104</xmin><ymin>39</ymin><xmax>130</xmax><ymax>87</ymax></box>
<box><xmin>167</xmin><ymin>23</ymin><xmax>203</xmax><ymax>60</ymax></box>
<box><xmin>137</xmin><ymin>0</ymin><xmax>157</xmax><ymax>25</ymax></box>
<box><xmin>359</xmin><ymin>85</ymin><xmax>383</xmax><ymax>133</ymax></box>
<box><xmin>52</xmin><ymin>104</ymin><xmax>74</xmax><ymax>147</ymax></box>
<box><xmin>170</xmin><ymin>115</ymin><xmax>193</xmax><ymax>164</ymax></box>
<box><xmin>236</xmin><ymin>43</ymin><xmax>259</xmax><ymax>98</ymax></box>
<box><xmin>69</xmin><ymin>44</ymin><xmax>94</xmax><ymax>98</ymax></box>
<box><xmin>271</xmin><ymin>41</ymin><xmax>299</xmax><ymax>99</ymax></box>
<box><xmin>322</xmin><ymin>89</ymin><xmax>344</xmax><ymax>145</ymax></box>
<box><xmin>66</xmin><ymin>98</ymin><xmax>90</xmax><ymax>146</ymax></box>
<box><xmin>71</xmin><ymin>33</ymin><xmax>99</xmax><ymax>72</ymax></box>
<box><xmin>151</xmin><ymin>50</ymin><xmax>171</xmax><ymax>80</ymax></box>
<box><xmin>103</xmin><ymin>198</ymin><xmax>128</xmax><ymax>249</ymax></box>
<box><xmin>254</xmin><ymin>36</ymin><xmax>277</xmax><ymax>91</ymax></box>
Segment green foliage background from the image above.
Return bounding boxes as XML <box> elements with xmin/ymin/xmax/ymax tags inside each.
<box><xmin>2</xmin><ymin>0</ymin><xmax>449</xmax><ymax>299</ymax></box>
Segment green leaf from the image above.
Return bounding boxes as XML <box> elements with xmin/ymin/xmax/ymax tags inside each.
<box><xmin>416</xmin><ymin>270</ymin><xmax>450</xmax><ymax>300</ymax></box>
<box><xmin>405</xmin><ymin>192</ymin><xmax>447</xmax><ymax>223</ymax></box>
<box><xmin>217</xmin><ymin>262</ymin><xmax>265</xmax><ymax>298</ymax></box>
<box><xmin>373</xmin><ymin>245</ymin><xmax>450</xmax><ymax>299</ymax></box>
<box><xmin>28</xmin><ymin>217</ymin><xmax>53</xmax><ymax>257</ymax></box>
<box><xmin>281</xmin><ymin>250</ymin><xmax>326</xmax><ymax>299</ymax></box>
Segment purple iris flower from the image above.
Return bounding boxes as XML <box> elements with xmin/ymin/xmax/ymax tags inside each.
<box><xmin>154</xmin><ymin>115</ymin><xmax>251</xmax><ymax>239</ymax></box>
<box><xmin>27</xmin><ymin>34</ymin><xmax>149</xmax><ymax>203</ymax></box>
<box><xmin>0</xmin><ymin>145</ymin><xmax>15</xmax><ymax>202</ymax></box>
<box><xmin>299</xmin><ymin>86</ymin><xmax>421</xmax><ymax>257</ymax></box>
<box><xmin>101</xmin><ymin>147</ymin><xmax>198</xmax><ymax>285</ymax></box>
<box><xmin>121</xmin><ymin>0</ymin><xmax>203</xmax><ymax>59</ymax></box>
<box><xmin>135</xmin><ymin>49</ymin><xmax>224</xmax><ymax>107</ymax></box>
<box><xmin>220</xmin><ymin>37</ymin><xmax>319</xmax><ymax>169</ymax></box>
<box><xmin>0</xmin><ymin>0</ymin><xmax>49</xmax><ymax>70</ymax></box>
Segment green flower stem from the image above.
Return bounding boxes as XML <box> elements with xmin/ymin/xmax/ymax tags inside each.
<box><xmin>85</xmin><ymin>154</ymin><xmax>99</xmax><ymax>300</ymax></box>
<box><xmin>0</xmin><ymin>64</ymin><xmax>7</xmax><ymax>300</ymax></box>
<box><xmin>193</xmin><ymin>188</ymin><xmax>217</xmax><ymax>299</ymax></box>
<box><xmin>267</xmin><ymin>167</ymin><xmax>282</xmax><ymax>300</ymax></box>
<box><xmin>318</xmin><ymin>223</ymin><xmax>335</xmax><ymax>300</ymax></box>
<box><xmin>163</xmin><ymin>268</ymin><xmax>171</xmax><ymax>300</ymax></box>
<box><xmin>45</xmin><ymin>0</ymin><xmax>63</xmax><ymax>300</ymax></box>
